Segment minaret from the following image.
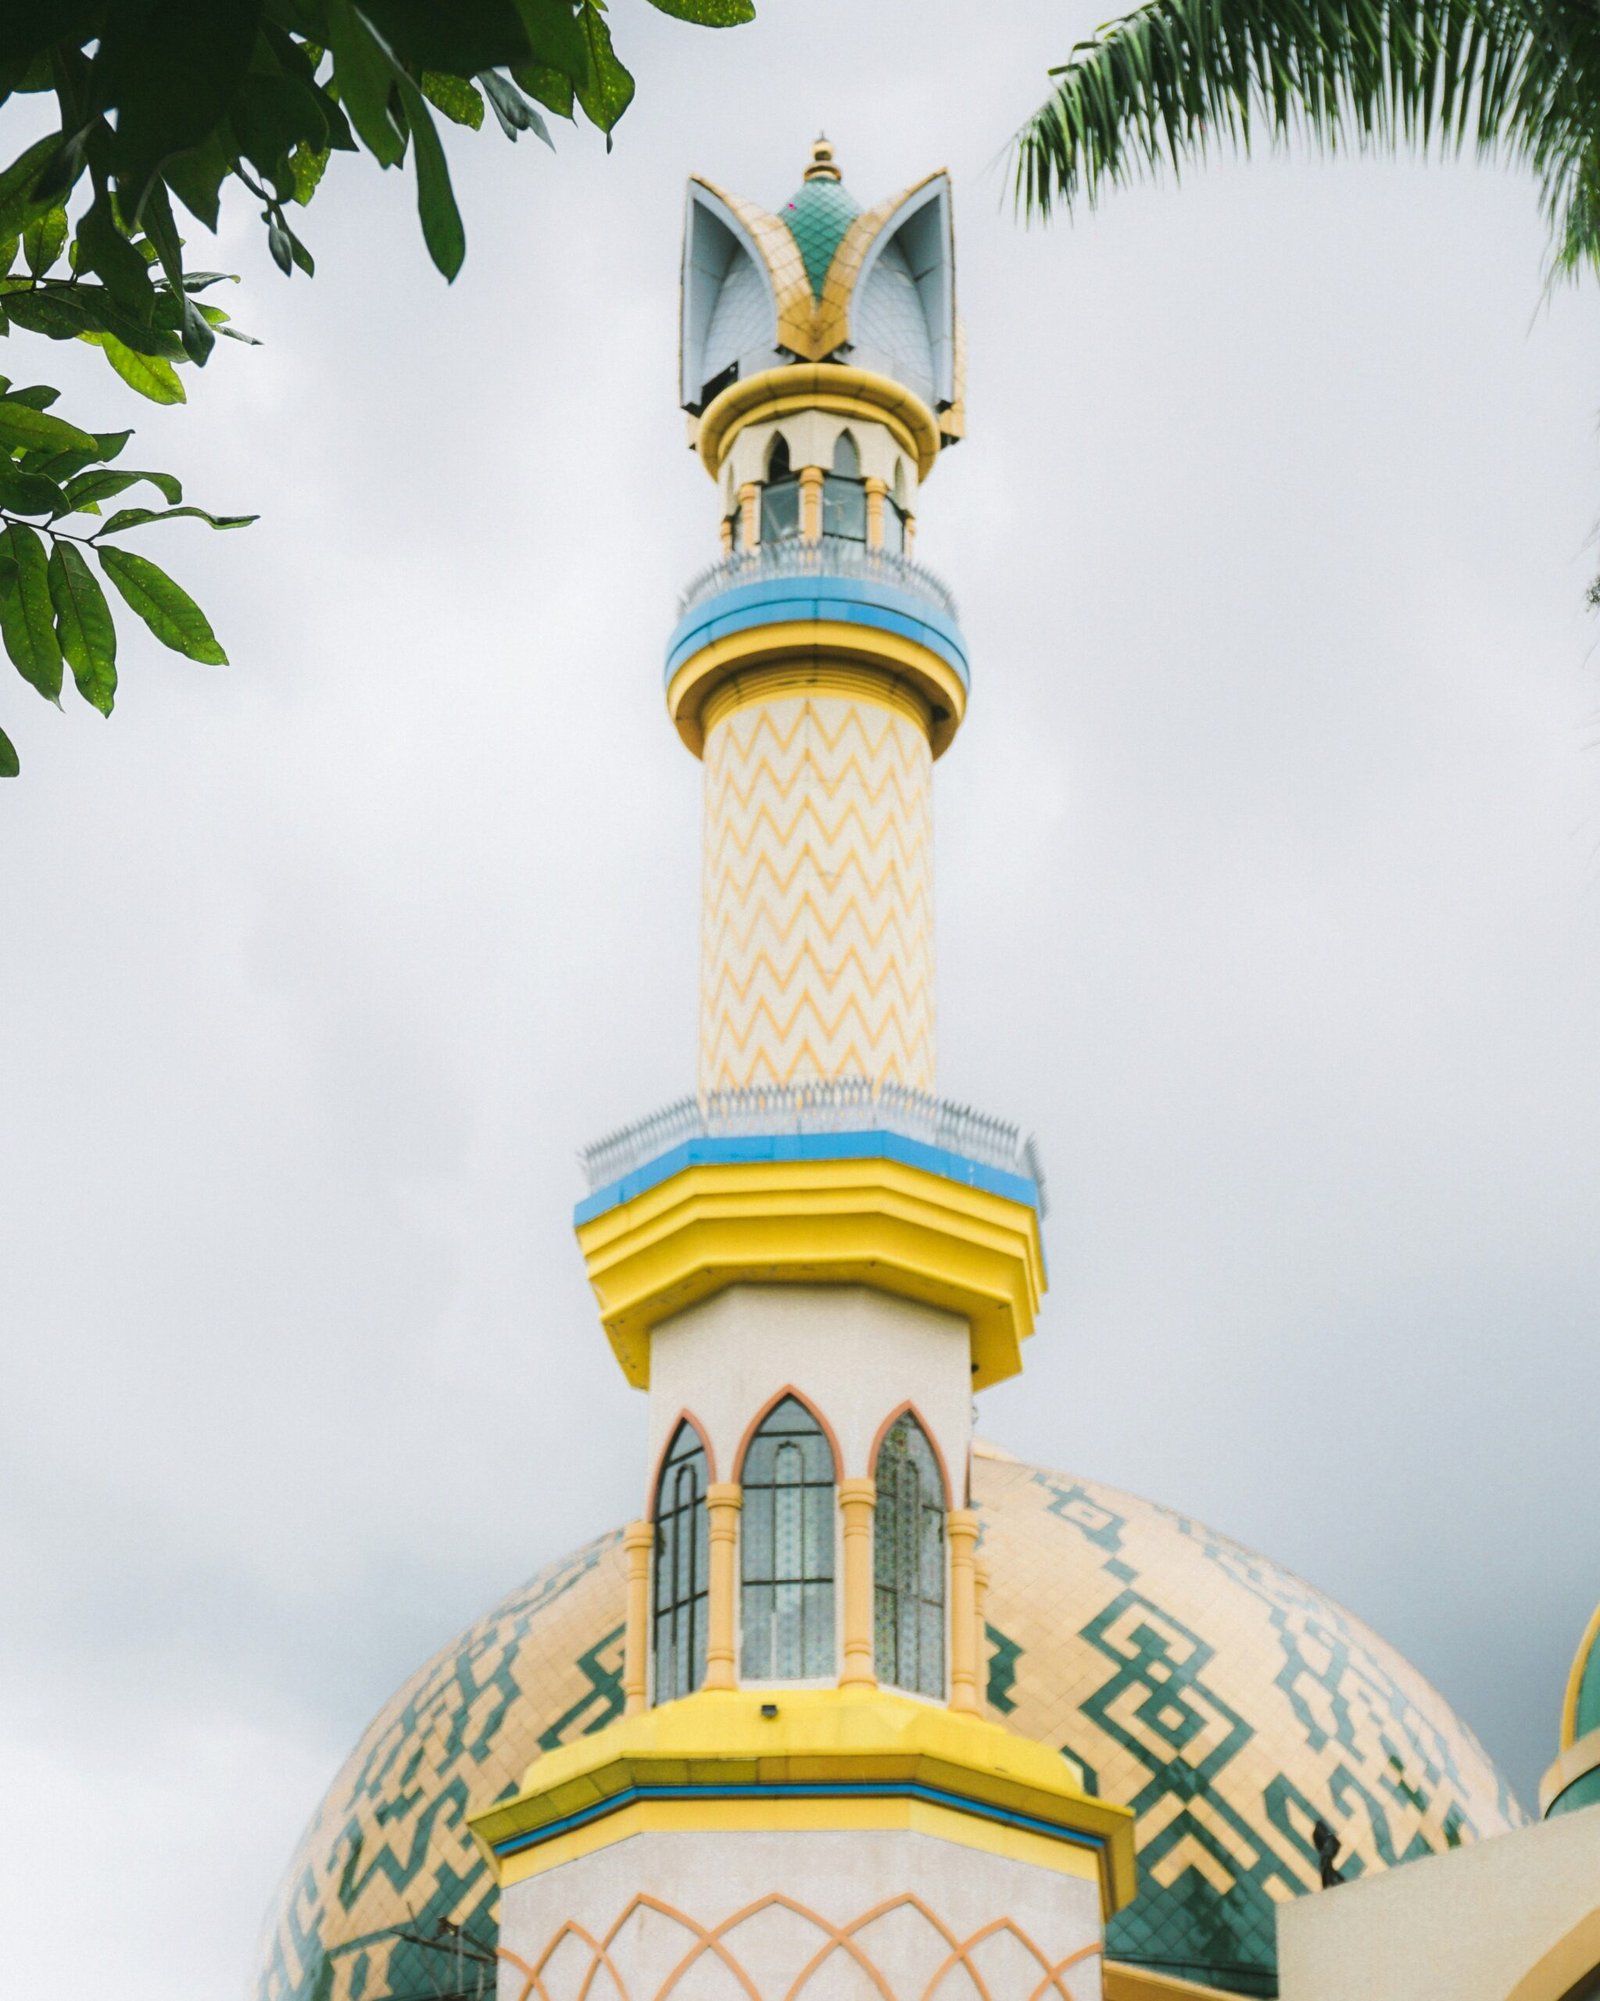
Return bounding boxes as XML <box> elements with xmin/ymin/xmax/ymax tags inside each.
<box><xmin>471</xmin><ymin>144</ymin><xmax>1134</xmax><ymax>2001</ymax></box>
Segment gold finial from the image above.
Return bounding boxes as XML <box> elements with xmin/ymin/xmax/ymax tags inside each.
<box><xmin>803</xmin><ymin>134</ymin><xmax>841</xmax><ymax>183</ymax></box>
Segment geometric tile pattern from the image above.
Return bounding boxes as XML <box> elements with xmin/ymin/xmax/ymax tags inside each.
<box><xmin>699</xmin><ymin>692</ymin><xmax>936</xmax><ymax>1095</ymax></box>
<box><xmin>501</xmin><ymin>1890</ymin><xmax>1104</xmax><ymax>2001</ymax></box>
<box><xmin>255</xmin><ymin>1449</ymin><xmax>1524</xmax><ymax>2001</ymax></box>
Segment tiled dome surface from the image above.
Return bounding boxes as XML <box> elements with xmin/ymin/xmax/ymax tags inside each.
<box><xmin>256</xmin><ymin>1446</ymin><xmax>1523</xmax><ymax>2001</ymax></box>
<box><xmin>778</xmin><ymin>176</ymin><xmax>861</xmax><ymax>297</ymax></box>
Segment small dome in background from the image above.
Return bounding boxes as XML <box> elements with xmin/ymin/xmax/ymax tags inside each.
<box><xmin>1542</xmin><ymin>1601</ymin><xmax>1600</xmax><ymax>1818</ymax></box>
<box><xmin>255</xmin><ymin>1448</ymin><xmax>1523</xmax><ymax>2001</ymax></box>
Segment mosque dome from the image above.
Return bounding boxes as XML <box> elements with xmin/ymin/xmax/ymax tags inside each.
<box><xmin>255</xmin><ymin>1443</ymin><xmax>1523</xmax><ymax>2001</ymax></box>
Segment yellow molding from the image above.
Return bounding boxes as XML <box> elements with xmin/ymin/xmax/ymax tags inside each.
<box><xmin>668</xmin><ymin>628</ymin><xmax>967</xmax><ymax>762</ymax></box>
<box><xmin>1559</xmin><ymin>1600</ymin><xmax>1600</xmax><ymax>1748</ymax></box>
<box><xmin>1539</xmin><ymin>1721</ymin><xmax>1600</xmax><ymax>1816</ymax></box>
<box><xmin>468</xmin><ymin>1686</ymin><xmax>1135</xmax><ymax>1917</ymax></box>
<box><xmin>575</xmin><ymin>1154</ymin><xmax>1045</xmax><ymax>1392</ymax></box>
<box><xmin>1102</xmin><ymin>1967</ymin><xmax>1244</xmax><ymax>2001</ymax></box>
<box><xmin>697</xmin><ymin>365</ymin><xmax>942</xmax><ymax>483</ymax></box>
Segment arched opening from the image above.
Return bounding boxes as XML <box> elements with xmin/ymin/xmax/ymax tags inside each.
<box><xmin>822</xmin><ymin>428</ymin><xmax>866</xmax><ymax>544</ymax></box>
<box><xmin>740</xmin><ymin>1394</ymin><xmax>836</xmax><ymax>1678</ymax></box>
<box><xmin>652</xmin><ymin>1420</ymin><xmax>709</xmax><ymax>1702</ymax></box>
<box><xmin>760</xmin><ymin>432</ymin><xmax>800</xmax><ymax>542</ymax></box>
<box><xmin>873</xmin><ymin>1410</ymin><xmax>946</xmax><ymax>1697</ymax></box>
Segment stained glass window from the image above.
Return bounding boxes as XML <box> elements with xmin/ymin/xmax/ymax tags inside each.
<box><xmin>873</xmin><ymin>1411</ymin><xmax>946</xmax><ymax>1698</ymax></box>
<box><xmin>653</xmin><ymin>1421</ymin><xmax>708</xmax><ymax>1702</ymax></box>
<box><xmin>740</xmin><ymin>1396</ymin><xmax>836</xmax><ymax>1679</ymax></box>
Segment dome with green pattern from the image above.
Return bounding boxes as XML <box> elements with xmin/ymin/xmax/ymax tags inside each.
<box><xmin>255</xmin><ymin>1443</ymin><xmax>1523</xmax><ymax>2001</ymax></box>
<box><xmin>778</xmin><ymin>138</ymin><xmax>862</xmax><ymax>296</ymax></box>
<box><xmin>1546</xmin><ymin>1603</ymin><xmax>1600</xmax><ymax>1818</ymax></box>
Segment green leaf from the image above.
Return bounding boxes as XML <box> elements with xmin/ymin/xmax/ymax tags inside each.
<box><xmin>0</xmin><ymin>134</ymin><xmax>64</xmax><ymax>240</ymax></box>
<box><xmin>98</xmin><ymin>544</ymin><xmax>227</xmax><ymax>664</ymax></box>
<box><xmin>393</xmin><ymin>74</ymin><xmax>466</xmax><ymax>278</ymax></box>
<box><xmin>4</xmin><ymin>382</ymin><xmax>58</xmax><ymax>409</ymax></box>
<box><xmin>0</xmin><ymin>521</ymin><xmax>62</xmax><ymax>699</ymax></box>
<box><xmin>96</xmin><ymin>503</ymin><xmax>256</xmax><ymax>535</ymax></box>
<box><xmin>421</xmin><ymin>72</ymin><xmax>486</xmax><ymax>129</ymax></box>
<box><xmin>643</xmin><ymin>0</ymin><xmax>754</xmax><ymax>19</ymax></box>
<box><xmin>0</xmin><ymin>462</ymin><xmax>65</xmax><ymax>515</ymax></box>
<box><xmin>512</xmin><ymin>0</ymin><xmax>591</xmax><ymax>85</ymax></box>
<box><xmin>77</xmin><ymin>194</ymin><xmax>157</xmax><ymax>309</ymax></box>
<box><xmin>83</xmin><ymin>333</ymin><xmax>187</xmax><ymax>404</ymax></box>
<box><xmin>575</xmin><ymin>6</ymin><xmax>634</xmax><ymax>139</ymax></box>
<box><xmin>22</xmin><ymin>203</ymin><xmax>67</xmax><ymax>276</ymax></box>
<box><xmin>509</xmin><ymin>61</ymin><xmax>574</xmax><ymax>120</ymax></box>
<box><xmin>289</xmin><ymin>141</ymin><xmax>331</xmax><ymax>204</ymax></box>
<box><xmin>0</xmin><ymin>721</ymin><xmax>18</xmax><ymax>776</ymax></box>
<box><xmin>48</xmin><ymin>539</ymin><xmax>116</xmax><ymax>713</ymax></box>
<box><xmin>0</xmin><ymin>399</ymin><xmax>96</xmax><ymax>454</ymax></box>
<box><xmin>0</xmin><ymin>286</ymin><xmax>91</xmax><ymax>340</ymax></box>
<box><xmin>480</xmin><ymin>69</ymin><xmax>554</xmax><ymax>146</ymax></box>
<box><xmin>161</xmin><ymin>133</ymin><xmax>233</xmax><ymax>232</ymax></box>
<box><xmin>327</xmin><ymin>0</ymin><xmax>406</xmax><ymax>166</ymax></box>
<box><xmin>64</xmin><ymin>467</ymin><xmax>184</xmax><ymax>509</ymax></box>
<box><xmin>94</xmin><ymin>0</ymin><xmax>262</xmax><ymax>213</ymax></box>
<box><xmin>6</xmin><ymin>283</ymin><xmax>186</xmax><ymax>357</ymax></box>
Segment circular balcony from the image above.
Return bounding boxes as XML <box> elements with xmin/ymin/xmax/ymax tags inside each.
<box><xmin>663</xmin><ymin>537</ymin><xmax>970</xmax><ymax>758</ymax></box>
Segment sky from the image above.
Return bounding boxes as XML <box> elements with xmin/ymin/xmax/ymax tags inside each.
<box><xmin>3</xmin><ymin>4</ymin><xmax>1599</xmax><ymax>1995</ymax></box>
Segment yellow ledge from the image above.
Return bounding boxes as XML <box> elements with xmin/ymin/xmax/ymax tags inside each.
<box><xmin>575</xmin><ymin>1154</ymin><xmax>1046</xmax><ymax>1391</ymax></box>
<box><xmin>667</xmin><ymin>625</ymin><xmax>966</xmax><ymax>762</ymax></box>
<box><xmin>696</xmin><ymin>364</ymin><xmax>944</xmax><ymax>483</ymax></box>
<box><xmin>468</xmin><ymin>1686</ymin><xmax>1135</xmax><ymax>1919</ymax></box>
<box><xmin>1102</xmin><ymin>1968</ymin><xmax>1245</xmax><ymax>2001</ymax></box>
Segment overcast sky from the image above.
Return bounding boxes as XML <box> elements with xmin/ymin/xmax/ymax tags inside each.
<box><xmin>3</xmin><ymin>5</ymin><xmax>1599</xmax><ymax>1995</ymax></box>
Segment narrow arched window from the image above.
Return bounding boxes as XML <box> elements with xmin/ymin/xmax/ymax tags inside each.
<box><xmin>831</xmin><ymin>429</ymin><xmax>860</xmax><ymax>476</ymax></box>
<box><xmin>653</xmin><ymin>1422</ymin><xmax>709</xmax><ymax>1702</ymax></box>
<box><xmin>741</xmin><ymin>1396</ymin><xmax>835</xmax><ymax>1678</ymax></box>
<box><xmin>766</xmin><ymin>432</ymin><xmax>791</xmax><ymax>479</ymax></box>
<box><xmin>873</xmin><ymin>1412</ymin><xmax>946</xmax><ymax>1697</ymax></box>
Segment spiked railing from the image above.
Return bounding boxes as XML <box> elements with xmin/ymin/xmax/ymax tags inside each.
<box><xmin>677</xmin><ymin>536</ymin><xmax>960</xmax><ymax>625</ymax></box>
<box><xmin>580</xmin><ymin>1077</ymin><xmax>1044</xmax><ymax>1209</ymax></box>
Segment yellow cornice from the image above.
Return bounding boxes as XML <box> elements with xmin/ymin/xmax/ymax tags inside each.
<box><xmin>575</xmin><ymin>1153</ymin><xmax>1045</xmax><ymax>1392</ymax></box>
<box><xmin>468</xmin><ymin>1687</ymin><xmax>1135</xmax><ymax>1917</ymax></box>
<box><xmin>697</xmin><ymin>364</ymin><xmax>942</xmax><ymax>483</ymax></box>
<box><xmin>667</xmin><ymin>626</ymin><xmax>966</xmax><ymax>762</ymax></box>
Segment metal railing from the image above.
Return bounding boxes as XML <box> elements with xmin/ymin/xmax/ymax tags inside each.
<box><xmin>677</xmin><ymin>535</ymin><xmax>960</xmax><ymax>625</ymax></box>
<box><xmin>580</xmin><ymin>1076</ymin><xmax>1044</xmax><ymax>1210</ymax></box>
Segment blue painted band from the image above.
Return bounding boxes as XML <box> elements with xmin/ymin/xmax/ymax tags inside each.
<box><xmin>574</xmin><ymin>1129</ymin><xmax>1040</xmax><ymax>1227</ymax></box>
<box><xmin>490</xmin><ymin>1776</ymin><xmax>1107</xmax><ymax>1861</ymax></box>
<box><xmin>664</xmin><ymin>575</ymin><xmax>969</xmax><ymax>689</ymax></box>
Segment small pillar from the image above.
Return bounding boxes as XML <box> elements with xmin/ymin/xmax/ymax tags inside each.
<box><xmin>738</xmin><ymin>480</ymin><xmax>759</xmax><ymax>547</ymax></box>
<box><xmin>948</xmin><ymin>1508</ymin><xmax>981</xmax><ymax>1714</ymax></box>
<box><xmin>864</xmin><ymin>476</ymin><xmax>887</xmax><ymax>551</ymax></box>
<box><xmin>719</xmin><ymin>516</ymin><xmax>733</xmax><ymax>554</ymax></box>
<box><xmin>621</xmin><ymin>1519</ymin><xmax>654</xmax><ymax>1714</ymax></box>
<box><xmin>838</xmin><ymin>1477</ymin><xmax>878</xmax><ymax>1688</ymax></box>
<box><xmin>903</xmin><ymin>511</ymin><xmax>917</xmax><ymax>558</ymax></box>
<box><xmin>705</xmin><ymin>1482</ymin><xmax>742</xmax><ymax>1690</ymax></box>
<box><xmin>799</xmin><ymin>464</ymin><xmax>824</xmax><ymax>541</ymax></box>
<box><xmin>975</xmin><ymin>1556</ymin><xmax>991</xmax><ymax>1709</ymax></box>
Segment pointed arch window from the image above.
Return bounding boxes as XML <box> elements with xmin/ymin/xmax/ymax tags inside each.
<box><xmin>822</xmin><ymin>428</ymin><xmax>867</xmax><ymax>542</ymax></box>
<box><xmin>740</xmin><ymin>1396</ymin><xmax>836</xmax><ymax>1678</ymax></box>
<box><xmin>873</xmin><ymin>1412</ymin><xmax>946</xmax><ymax>1698</ymax></box>
<box><xmin>760</xmin><ymin>431</ymin><xmax>800</xmax><ymax>542</ymax></box>
<box><xmin>653</xmin><ymin>1421</ymin><xmax>709</xmax><ymax>1702</ymax></box>
<box><xmin>831</xmin><ymin>430</ymin><xmax>861</xmax><ymax>477</ymax></box>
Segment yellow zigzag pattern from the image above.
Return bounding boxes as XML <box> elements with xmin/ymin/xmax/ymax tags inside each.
<box><xmin>698</xmin><ymin>692</ymin><xmax>936</xmax><ymax>1094</ymax></box>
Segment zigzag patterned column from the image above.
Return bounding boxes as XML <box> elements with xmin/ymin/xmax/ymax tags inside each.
<box><xmin>698</xmin><ymin>671</ymin><xmax>936</xmax><ymax>1096</ymax></box>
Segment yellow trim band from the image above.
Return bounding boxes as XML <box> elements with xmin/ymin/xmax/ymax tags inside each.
<box><xmin>698</xmin><ymin>366</ymin><xmax>943</xmax><ymax>484</ymax></box>
<box><xmin>668</xmin><ymin>625</ymin><xmax>967</xmax><ymax>761</ymax></box>
<box><xmin>1559</xmin><ymin>1600</ymin><xmax>1600</xmax><ymax>1749</ymax></box>
<box><xmin>468</xmin><ymin>1687</ymin><xmax>1135</xmax><ymax>1919</ymax></box>
<box><xmin>575</xmin><ymin>1154</ymin><xmax>1046</xmax><ymax>1392</ymax></box>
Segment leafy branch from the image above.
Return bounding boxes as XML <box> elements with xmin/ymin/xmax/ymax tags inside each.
<box><xmin>0</xmin><ymin>0</ymin><xmax>756</xmax><ymax>773</ymax></box>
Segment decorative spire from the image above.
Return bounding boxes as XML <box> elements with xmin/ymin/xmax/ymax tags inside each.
<box><xmin>802</xmin><ymin>133</ymin><xmax>841</xmax><ymax>182</ymax></box>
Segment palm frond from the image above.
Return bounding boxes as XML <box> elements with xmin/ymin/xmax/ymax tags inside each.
<box><xmin>1013</xmin><ymin>0</ymin><xmax>1600</xmax><ymax>278</ymax></box>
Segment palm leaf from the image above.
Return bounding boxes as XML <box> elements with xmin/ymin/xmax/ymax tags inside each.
<box><xmin>1013</xmin><ymin>0</ymin><xmax>1600</xmax><ymax>277</ymax></box>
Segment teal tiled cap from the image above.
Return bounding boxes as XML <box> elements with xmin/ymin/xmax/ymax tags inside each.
<box><xmin>779</xmin><ymin>136</ymin><xmax>861</xmax><ymax>298</ymax></box>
